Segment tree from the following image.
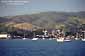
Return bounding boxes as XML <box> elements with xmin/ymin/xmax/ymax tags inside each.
<box><xmin>66</xmin><ymin>16</ymin><xmax>81</xmax><ymax>32</ymax></box>
<box><xmin>0</xmin><ymin>23</ymin><xmax>8</xmax><ymax>33</ymax></box>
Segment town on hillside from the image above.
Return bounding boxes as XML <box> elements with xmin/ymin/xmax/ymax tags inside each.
<box><xmin>0</xmin><ymin>24</ymin><xmax>85</xmax><ymax>41</ymax></box>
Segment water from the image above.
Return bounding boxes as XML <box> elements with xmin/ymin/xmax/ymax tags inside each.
<box><xmin>0</xmin><ymin>39</ymin><xmax>85</xmax><ymax>56</ymax></box>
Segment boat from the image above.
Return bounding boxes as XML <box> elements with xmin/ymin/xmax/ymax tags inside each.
<box><xmin>75</xmin><ymin>38</ymin><xmax>79</xmax><ymax>40</ymax></box>
<box><xmin>22</xmin><ymin>38</ymin><xmax>27</xmax><ymax>40</ymax></box>
<box><xmin>64</xmin><ymin>39</ymin><xmax>71</xmax><ymax>41</ymax></box>
<box><xmin>81</xmin><ymin>39</ymin><xmax>85</xmax><ymax>41</ymax></box>
<box><xmin>64</xmin><ymin>37</ymin><xmax>71</xmax><ymax>41</ymax></box>
<box><xmin>32</xmin><ymin>38</ymin><xmax>38</xmax><ymax>40</ymax></box>
<box><xmin>56</xmin><ymin>38</ymin><xmax>64</xmax><ymax>42</ymax></box>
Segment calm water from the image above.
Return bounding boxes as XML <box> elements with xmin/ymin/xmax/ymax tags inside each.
<box><xmin>0</xmin><ymin>39</ymin><xmax>85</xmax><ymax>56</ymax></box>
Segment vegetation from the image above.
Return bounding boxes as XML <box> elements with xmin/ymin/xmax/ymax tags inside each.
<box><xmin>0</xmin><ymin>11</ymin><xmax>85</xmax><ymax>33</ymax></box>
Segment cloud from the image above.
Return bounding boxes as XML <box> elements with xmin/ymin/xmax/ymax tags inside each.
<box><xmin>0</xmin><ymin>0</ymin><xmax>30</xmax><ymax>5</ymax></box>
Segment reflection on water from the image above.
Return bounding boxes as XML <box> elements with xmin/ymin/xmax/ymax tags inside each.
<box><xmin>0</xmin><ymin>40</ymin><xmax>85</xmax><ymax>56</ymax></box>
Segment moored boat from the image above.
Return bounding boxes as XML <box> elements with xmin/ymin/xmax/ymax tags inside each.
<box><xmin>56</xmin><ymin>38</ymin><xmax>64</xmax><ymax>42</ymax></box>
<box><xmin>81</xmin><ymin>39</ymin><xmax>85</xmax><ymax>41</ymax></box>
<box><xmin>32</xmin><ymin>38</ymin><xmax>38</xmax><ymax>40</ymax></box>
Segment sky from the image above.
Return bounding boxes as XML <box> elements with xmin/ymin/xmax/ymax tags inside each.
<box><xmin>0</xmin><ymin>0</ymin><xmax>85</xmax><ymax>17</ymax></box>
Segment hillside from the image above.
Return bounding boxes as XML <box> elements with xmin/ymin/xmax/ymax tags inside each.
<box><xmin>0</xmin><ymin>11</ymin><xmax>85</xmax><ymax>30</ymax></box>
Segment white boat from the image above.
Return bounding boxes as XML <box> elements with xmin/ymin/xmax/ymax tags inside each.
<box><xmin>32</xmin><ymin>38</ymin><xmax>38</xmax><ymax>40</ymax></box>
<box><xmin>75</xmin><ymin>38</ymin><xmax>79</xmax><ymax>40</ymax></box>
<box><xmin>49</xmin><ymin>38</ymin><xmax>53</xmax><ymax>40</ymax></box>
<box><xmin>42</xmin><ymin>38</ymin><xmax>45</xmax><ymax>40</ymax></box>
<box><xmin>64</xmin><ymin>37</ymin><xmax>71</xmax><ymax>41</ymax></box>
<box><xmin>82</xmin><ymin>39</ymin><xmax>85</xmax><ymax>41</ymax></box>
<box><xmin>56</xmin><ymin>38</ymin><xmax>64</xmax><ymax>42</ymax></box>
<box><xmin>22</xmin><ymin>38</ymin><xmax>27</xmax><ymax>40</ymax></box>
<box><xmin>64</xmin><ymin>39</ymin><xmax>71</xmax><ymax>41</ymax></box>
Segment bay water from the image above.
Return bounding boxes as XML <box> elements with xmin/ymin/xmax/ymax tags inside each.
<box><xmin>0</xmin><ymin>39</ymin><xmax>85</xmax><ymax>56</ymax></box>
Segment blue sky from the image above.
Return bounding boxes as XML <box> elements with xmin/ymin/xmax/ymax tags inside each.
<box><xmin>0</xmin><ymin>0</ymin><xmax>85</xmax><ymax>17</ymax></box>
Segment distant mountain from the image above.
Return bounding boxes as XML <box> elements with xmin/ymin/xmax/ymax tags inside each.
<box><xmin>0</xmin><ymin>11</ymin><xmax>85</xmax><ymax>29</ymax></box>
<box><xmin>0</xmin><ymin>17</ymin><xmax>11</xmax><ymax>23</ymax></box>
